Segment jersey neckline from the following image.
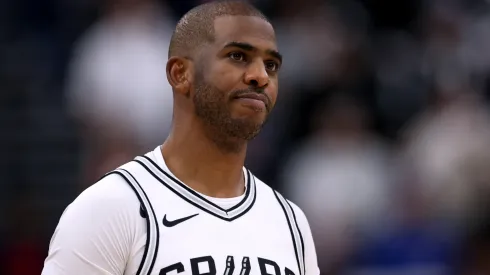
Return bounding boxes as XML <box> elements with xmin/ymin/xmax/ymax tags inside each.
<box><xmin>153</xmin><ymin>146</ymin><xmax>247</xmax><ymax>204</ymax></box>
<box><xmin>131</xmin><ymin>146</ymin><xmax>257</xmax><ymax>221</ymax></box>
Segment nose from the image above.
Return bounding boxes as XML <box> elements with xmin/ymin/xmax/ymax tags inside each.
<box><xmin>244</xmin><ymin>60</ymin><xmax>269</xmax><ymax>88</ymax></box>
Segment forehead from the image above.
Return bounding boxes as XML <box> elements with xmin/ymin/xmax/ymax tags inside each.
<box><xmin>212</xmin><ymin>15</ymin><xmax>277</xmax><ymax>50</ymax></box>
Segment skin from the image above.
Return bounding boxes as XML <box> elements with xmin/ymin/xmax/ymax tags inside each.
<box><xmin>162</xmin><ymin>15</ymin><xmax>281</xmax><ymax>198</ymax></box>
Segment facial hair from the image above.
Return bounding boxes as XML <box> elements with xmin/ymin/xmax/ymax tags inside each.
<box><xmin>192</xmin><ymin>74</ymin><xmax>268</xmax><ymax>152</ymax></box>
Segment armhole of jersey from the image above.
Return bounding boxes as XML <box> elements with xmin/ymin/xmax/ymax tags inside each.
<box><xmin>105</xmin><ymin>168</ymin><xmax>160</xmax><ymax>275</ymax></box>
<box><xmin>274</xmin><ymin>191</ymin><xmax>305</xmax><ymax>275</ymax></box>
<box><xmin>285</xmin><ymin>200</ymin><xmax>306</xmax><ymax>275</ymax></box>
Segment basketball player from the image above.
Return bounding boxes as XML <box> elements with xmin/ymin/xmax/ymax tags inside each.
<box><xmin>42</xmin><ymin>1</ymin><xmax>320</xmax><ymax>274</ymax></box>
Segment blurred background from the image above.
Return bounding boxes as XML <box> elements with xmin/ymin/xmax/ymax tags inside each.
<box><xmin>2</xmin><ymin>0</ymin><xmax>490</xmax><ymax>274</ymax></box>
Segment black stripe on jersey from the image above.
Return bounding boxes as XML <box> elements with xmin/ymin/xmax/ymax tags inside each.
<box><xmin>286</xmin><ymin>200</ymin><xmax>306</xmax><ymax>275</ymax></box>
<box><xmin>106</xmin><ymin>170</ymin><xmax>160</xmax><ymax>275</ymax></box>
<box><xmin>123</xmin><ymin>169</ymin><xmax>160</xmax><ymax>275</ymax></box>
<box><xmin>224</xmin><ymin>169</ymin><xmax>251</xmax><ymax>212</ymax></box>
<box><xmin>226</xmin><ymin>174</ymin><xmax>257</xmax><ymax>221</ymax></box>
<box><xmin>141</xmin><ymin>155</ymin><xmax>252</xmax><ymax>213</ymax></box>
<box><xmin>102</xmin><ymin>171</ymin><xmax>151</xmax><ymax>275</ymax></box>
<box><xmin>133</xmin><ymin>157</ymin><xmax>256</xmax><ymax>222</ymax></box>
<box><xmin>274</xmin><ymin>191</ymin><xmax>302</xmax><ymax>275</ymax></box>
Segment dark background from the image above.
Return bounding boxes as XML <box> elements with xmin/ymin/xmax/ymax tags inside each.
<box><xmin>2</xmin><ymin>0</ymin><xmax>490</xmax><ymax>274</ymax></box>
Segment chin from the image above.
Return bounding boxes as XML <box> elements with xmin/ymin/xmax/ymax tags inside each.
<box><xmin>234</xmin><ymin>106</ymin><xmax>268</xmax><ymax>118</ymax></box>
<box><xmin>231</xmin><ymin>112</ymin><xmax>267</xmax><ymax>125</ymax></box>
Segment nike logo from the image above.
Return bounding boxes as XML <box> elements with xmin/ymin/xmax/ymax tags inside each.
<box><xmin>162</xmin><ymin>213</ymin><xmax>199</xmax><ymax>227</ymax></box>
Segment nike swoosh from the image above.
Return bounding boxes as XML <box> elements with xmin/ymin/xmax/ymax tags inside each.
<box><xmin>162</xmin><ymin>213</ymin><xmax>199</xmax><ymax>227</ymax></box>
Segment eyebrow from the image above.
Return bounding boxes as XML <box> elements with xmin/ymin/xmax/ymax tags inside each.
<box><xmin>223</xmin><ymin>41</ymin><xmax>283</xmax><ymax>63</ymax></box>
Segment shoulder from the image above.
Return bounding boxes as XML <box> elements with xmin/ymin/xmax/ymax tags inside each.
<box><xmin>53</xmin><ymin>170</ymin><xmax>144</xmax><ymax>241</ymax></box>
<box><xmin>250</xmin><ymin>173</ymin><xmax>319</xmax><ymax>274</ymax></box>
<box><xmin>43</xmin><ymin>173</ymin><xmax>145</xmax><ymax>275</ymax></box>
<box><xmin>284</xmin><ymin>199</ymin><xmax>311</xmax><ymax>230</ymax></box>
<box><xmin>56</xmin><ymin>171</ymin><xmax>143</xmax><ymax>242</ymax></box>
<box><xmin>252</xmin><ymin>174</ymin><xmax>311</xmax><ymax>227</ymax></box>
<box><xmin>73</xmin><ymin>172</ymin><xmax>140</xmax><ymax>211</ymax></box>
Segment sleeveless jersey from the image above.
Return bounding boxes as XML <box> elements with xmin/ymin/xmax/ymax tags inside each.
<box><xmin>106</xmin><ymin>151</ymin><xmax>307</xmax><ymax>275</ymax></box>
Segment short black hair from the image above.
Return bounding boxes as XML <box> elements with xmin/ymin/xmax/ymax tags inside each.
<box><xmin>168</xmin><ymin>0</ymin><xmax>269</xmax><ymax>59</ymax></box>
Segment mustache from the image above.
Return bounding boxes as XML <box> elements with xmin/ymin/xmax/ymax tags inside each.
<box><xmin>231</xmin><ymin>87</ymin><xmax>272</xmax><ymax>111</ymax></box>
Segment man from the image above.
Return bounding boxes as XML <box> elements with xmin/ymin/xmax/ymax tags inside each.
<box><xmin>42</xmin><ymin>1</ymin><xmax>320</xmax><ymax>275</ymax></box>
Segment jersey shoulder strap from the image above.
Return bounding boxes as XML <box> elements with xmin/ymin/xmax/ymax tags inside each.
<box><xmin>273</xmin><ymin>191</ymin><xmax>305</xmax><ymax>275</ymax></box>
<box><xmin>102</xmin><ymin>161</ymin><xmax>160</xmax><ymax>275</ymax></box>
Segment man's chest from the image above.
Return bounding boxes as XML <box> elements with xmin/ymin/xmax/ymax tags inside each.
<box><xmin>149</xmin><ymin>208</ymin><xmax>301</xmax><ymax>275</ymax></box>
<box><xmin>118</xmin><ymin>159</ymin><xmax>305</xmax><ymax>275</ymax></box>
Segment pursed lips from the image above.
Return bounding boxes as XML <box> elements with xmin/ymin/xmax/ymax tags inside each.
<box><xmin>234</xmin><ymin>93</ymin><xmax>270</xmax><ymax>110</ymax></box>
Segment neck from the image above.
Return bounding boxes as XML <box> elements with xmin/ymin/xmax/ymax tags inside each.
<box><xmin>161</xmin><ymin>119</ymin><xmax>247</xmax><ymax>198</ymax></box>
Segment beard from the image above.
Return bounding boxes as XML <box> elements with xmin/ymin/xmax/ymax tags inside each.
<box><xmin>192</xmin><ymin>75</ymin><xmax>268</xmax><ymax>152</ymax></box>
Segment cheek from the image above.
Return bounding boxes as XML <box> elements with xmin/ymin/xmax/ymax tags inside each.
<box><xmin>211</xmin><ymin>63</ymin><xmax>243</xmax><ymax>92</ymax></box>
<box><xmin>266</xmin><ymin>82</ymin><xmax>279</xmax><ymax>105</ymax></box>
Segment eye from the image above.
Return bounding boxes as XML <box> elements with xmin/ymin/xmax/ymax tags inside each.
<box><xmin>228</xmin><ymin>52</ymin><xmax>246</xmax><ymax>61</ymax></box>
<box><xmin>265</xmin><ymin>61</ymin><xmax>280</xmax><ymax>72</ymax></box>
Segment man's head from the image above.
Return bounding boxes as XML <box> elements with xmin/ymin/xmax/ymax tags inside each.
<box><xmin>166</xmin><ymin>0</ymin><xmax>281</xmax><ymax>151</ymax></box>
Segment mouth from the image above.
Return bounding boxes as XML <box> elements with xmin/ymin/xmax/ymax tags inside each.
<box><xmin>233</xmin><ymin>93</ymin><xmax>269</xmax><ymax>110</ymax></box>
<box><xmin>233</xmin><ymin>93</ymin><xmax>269</xmax><ymax>112</ymax></box>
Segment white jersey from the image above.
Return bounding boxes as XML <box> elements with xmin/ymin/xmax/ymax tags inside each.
<box><xmin>42</xmin><ymin>147</ymin><xmax>320</xmax><ymax>275</ymax></box>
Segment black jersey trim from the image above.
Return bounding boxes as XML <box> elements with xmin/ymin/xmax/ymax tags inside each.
<box><xmin>274</xmin><ymin>191</ymin><xmax>302</xmax><ymax>275</ymax></box>
<box><xmin>225</xmin><ymin>168</ymin><xmax>251</xmax><ymax>212</ymax></box>
<box><xmin>227</xmin><ymin>174</ymin><xmax>257</xmax><ymax>221</ymax></box>
<box><xmin>106</xmin><ymin>169</ymin><xmax>160</xmax><ymax>275</ymax></box>
<box><xmin>102</xmin><ymin>171</ymin><xmax>151</xmax><ymax>275</ymax></box>
<box><xmin>286</xmin><ymin>200</ymin><xmax>306</xmax><ymax>275</ymax></box>
<box><xmin>133</xmin><ymin>158</ymin><xmax>256</xmax><ymax>222</ymax></box>
<box><xmin>140</xmin><ymin>155</ymin><xmax>253</xmax><ymax>213</ymax></box>
<box><xmin>123</xmin><ymin>169</ymin><xmax>160</xmax><ymax>275</ymax></box>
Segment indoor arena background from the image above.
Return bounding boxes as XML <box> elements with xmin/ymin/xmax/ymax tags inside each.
<box><xmin>2</xmin><ymin>0</ymin><xmax>490</xmax><ymax>274</ymax></box>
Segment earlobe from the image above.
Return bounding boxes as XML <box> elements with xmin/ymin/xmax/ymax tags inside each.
<box><xmin>166</xmin><ymin>57</ymin><xmax>191</xmax><ymax>96</ymax></box>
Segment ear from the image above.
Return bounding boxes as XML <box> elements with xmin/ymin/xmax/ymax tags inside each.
<box><xmin>166</xmin><ymin>57</ymin><xmax>193</xmax><ymax>96</ymax></box>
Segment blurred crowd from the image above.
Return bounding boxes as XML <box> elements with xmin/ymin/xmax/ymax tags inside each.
<box><xmin>2</xmin><ymin>0</ymin><xmax>490</xmax><ymax>274</ymax></box>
